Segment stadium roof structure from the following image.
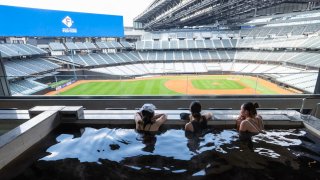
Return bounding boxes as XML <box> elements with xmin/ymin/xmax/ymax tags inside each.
<box><xmin>134</xmin><ymin>0</ymin><xmax>320</xmax><ymax>30</ymax></box>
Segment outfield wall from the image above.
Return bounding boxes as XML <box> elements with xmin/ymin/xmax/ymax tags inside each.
<box><xmin>57</xmin><ymin>70</ymin><xmax>123</xmax><ymax>80</ymax></box>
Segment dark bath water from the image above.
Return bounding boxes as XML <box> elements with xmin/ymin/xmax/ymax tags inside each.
<box><xmin>3</xmin><ymin>128</ymin><xmax>320</xmax><ymax>180</ymax></box>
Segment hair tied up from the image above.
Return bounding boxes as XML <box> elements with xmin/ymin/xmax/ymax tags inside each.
<box><xmin>242</xmin><ymin>102</ymin><xmax>258</xmax><ymax>117</ymax></box>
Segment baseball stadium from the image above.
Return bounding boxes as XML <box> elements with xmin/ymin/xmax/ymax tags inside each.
<box><xmin>1</xmin><ymin>0</ymin><xmax>320</xmax><ymax>179</ymax></box>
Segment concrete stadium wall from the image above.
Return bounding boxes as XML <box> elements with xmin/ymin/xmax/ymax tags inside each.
<box><xmin>0</xmin><ymin>95</ymin><xmax>319</xmax><ymax>111</ymax></box>
<box><xmin>58</xmin><ymin>70</ymin><xmax>124</xmax><ymax>80</ymax></box>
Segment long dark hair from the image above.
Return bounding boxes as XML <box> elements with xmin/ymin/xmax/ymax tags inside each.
<box><xmin>190</xmin><ymin>101</ymin><xmax>202</xmax><ymax>121</ymax></box>
<box><xmin>141</xmin><ymin>110</ymin><xmax>154</xmax><ymax>129</ymax></box>
<box><xmin>242</xmin><ymin>102</ymin><xmax>259</xmax><ymax>117</ymax></box>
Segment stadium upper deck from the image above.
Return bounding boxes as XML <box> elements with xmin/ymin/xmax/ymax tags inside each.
<box><xmin>134</xmin><ymin>0</ymin><xmax>320</xmax><ymax>30</ymax></box>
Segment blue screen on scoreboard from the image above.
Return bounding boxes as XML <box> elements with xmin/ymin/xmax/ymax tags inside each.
<box><xmin>0</xmin><ymin>5</ymin><xmax>124</xmax><ymax>37</ymax></box>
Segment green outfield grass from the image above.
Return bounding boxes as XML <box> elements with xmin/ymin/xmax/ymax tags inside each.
<box><xmin>59</xmin><ymin>79</ymin><xmax>181</xmax><ymax>95</ymax></box>
<box><xmin>192</xmin><ymin>79</ymin><xmax>245</xmax><ymax>90</ymax></box>
<box><xmin>58</xmin><ymin>75</ymin><xmax>281</xmax><ymax>95</ymax></box>
<box><xmin>239</xmin><ymin>77</ymin><xmax>278</xmax><ymax>94</ymax></box>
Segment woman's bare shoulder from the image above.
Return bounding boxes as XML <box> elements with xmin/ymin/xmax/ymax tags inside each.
<box><xmin>185</xmin><ymin>122</ymin><xmax>193</xmax><ymax>131</ymax></box>
<box><xmin>240</xmin><ymin>119</ymin><xmax>250</xmax><ymax>125</ymax></box>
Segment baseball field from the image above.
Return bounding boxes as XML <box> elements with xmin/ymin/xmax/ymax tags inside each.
<box><xmin>46</xmin><ymin>75</ymin><xmax>295</xmax><ymax>95</ymax></box>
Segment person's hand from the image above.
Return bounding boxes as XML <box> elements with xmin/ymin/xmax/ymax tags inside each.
<box><xmin>204</xmin><ymin>112</ymin><xmax>213</xmax><ymax>120</ymax></box>
<box><xmin>236</xmin><ymin>115</ymin><xmax>245</xmax><ymax>121</ymax></box>
<box><xmin>152</xmin><ymin>113</ymin><xmax>163</xmax><ymax>119</ymax></box>
<box><xmin>236</xmin><ymin>115</ymin><xmax>245</xmax><ymax>131</ymax></box>
<box><xmin>256</xmin><ymin>114</ymin><xmax>262</xmax><ymax>120</ymax></box>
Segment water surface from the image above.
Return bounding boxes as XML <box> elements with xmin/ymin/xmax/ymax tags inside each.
<box><xmin>8</xmin><ymin>128</ymin><xmax>320</xmax><ymax>179</ymax></box>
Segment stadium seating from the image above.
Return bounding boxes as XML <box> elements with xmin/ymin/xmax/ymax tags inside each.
<box><xmin>120</xmin><ymin>41</ymin><xmax>133</xmax><ymax>49</ymax></box>
<box><xmin>0</xmin><ymin>44</ymin><xmax>47</xmax><ymax>57</ymax></box>
<box><xmin>49</xmin><ymin>42</ymin><xmax>66</xmax><ymax>51</ymax></box>
<box><xmin>65</xmin><ymin>42</ymin><xmax>80</xmax><ymax>50</ymax></box>
<box><xmin>135</xmin><ymin>39</ymin><xmax>239</xmax><ymax>50</ymax></box>
<box><xmin>276</xmin><ymin>72</ymin><xmax>318</xmax><ymax>92</ymax></box>
<box><xmin>88</xmin><ymin>54</ymin><xmax>108</xmax><ymax>65</ymax></box>
<box><xmin>4</xmin><ymin>58</ymin><xmax>61</xmax><ymax>78</ymax></box>
<box><xmin>9</xmin><ymin>79</ymin><xmax>48</xmax><ymax>96</ymax></box>
<box><xmin>95</xmin><ymin>41</ymin><xmax>123</xmax><ymax>49</ymax></box>
<box><xmin>96</xmin><ymin>42</ymin><xmax>108</xmax><ymax>49</ymax></box>
<box><xmin>74</xmin><ymin>42</ymin><xmax>87</xmax><ymax>50</ymax></box>
<box><xmin>57</xmin><ymin>50</ymin><xmax>320</xmax><ymax>69</ymax></box>
<box><xmin>111</xmin><ymin>41</ymin><xmax>123</xmax><ymax>49</ymax></box>
<box><xmin>134</xmin><ymin>35</ymin><xmax>320</xmax><ymax>50</ymax></box>
<box><xmin>84</xmin><ymin>42</ymin><xmax>97</xmax><ymax>50</ymax></box>
<box><xmin>63</xmin><ymin>42</ymin><xmax>97</xmax><ymax>50</ymax></box>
